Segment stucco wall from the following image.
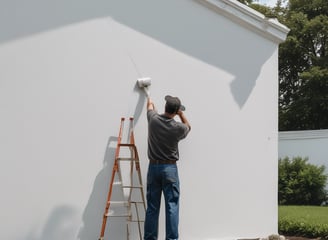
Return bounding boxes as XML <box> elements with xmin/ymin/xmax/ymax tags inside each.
<box><xmin>0</xmin><ymin>1</ymin><xmax>281</xmax><ymax>239</ymax></box>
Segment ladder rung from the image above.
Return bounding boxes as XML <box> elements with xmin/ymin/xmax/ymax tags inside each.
<box><xmin>122</xmin><ymin>185</ymin><xmax>143</xmax><ymax>189</ymax></box>
<box><xmin>130</xmin><ymin>201</ymin><xmax>146</xmax><ymax>204</ymax></box>
<box><xmin>112</xmin><ymin>182</ymin><xmax>143</xmax><ymax>189</ymax></box>
<box><xmin>119</xmin><ymin>143</ymin><xmax>135</xmax><ymax>147</ymax></box>
<box><xmin>109</xmin><ymin>201</ymin><xmax>129</xmax><ymax>206</ymax></box>
<box><xmin>105</xmin><ymin>213</ymin><xmax>132</xmax><ymax>217</ymax></box>
<box><xmin>117</xmin><ymin>157</ymin><xmax>138</xmax><ymax>161</ymax></box>
<box><xmin>99</xmin><ymin>118</ymin><xmax>145</xmax><ymax>239</ymax></box>
<box><xmin>113</xmin><ymin>181</ymin><xmax>122</xmax><ymax>185</ymax></box>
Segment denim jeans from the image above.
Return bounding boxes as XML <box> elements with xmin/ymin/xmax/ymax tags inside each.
<box><xmin>144</xmin><ymin>163</ymin><xmax>180</xmax><ymax>240</ymax></box>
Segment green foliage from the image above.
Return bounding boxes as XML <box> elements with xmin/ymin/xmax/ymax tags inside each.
<box><xmin>240</xmin><ymin>0</ymin><xmax>288</xmax><ymax>19</ymax></box>
<box><xmin>279</xmin><ymin>66</ymin><xmax>328</xmax><ymax>130</ymax></box>
<box><xmin>279</xmin><ymin>157</ymin><xmax>328</xmax><ymax>205</ymax></box>
<box><xmin>245</xmin><ymin>0</ymin><xmax>328</xmax><ymax>130</ymax></box>
<box><xmin>279</xmin><ymin>206</ymin><xmax>328</xmax><ymax>238</ymax></box>
<box><xmin>278</xmin><ymin>0</ymin><xmax>328</xmax><ymax>130</ymax></box>
<box><xmin>250</xmin><ymin>4</ymin><xmax>276</xmax><ymax>18</ymax></box>
<box><xmin>289</xmin><ymin>0</ymin><xmax>328</xmax><ymax>19</ymax></box>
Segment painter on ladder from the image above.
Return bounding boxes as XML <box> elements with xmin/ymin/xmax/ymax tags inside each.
<box><xmin>144</xmin><ymin>95</ymin><xmax>191</xmax><ymax>240</ymax></box>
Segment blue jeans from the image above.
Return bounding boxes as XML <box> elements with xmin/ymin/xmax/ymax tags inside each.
<box><xmin>144</xmin><ymin>163</ymin><xmax>180</xmax><ymax>240</ymax></box>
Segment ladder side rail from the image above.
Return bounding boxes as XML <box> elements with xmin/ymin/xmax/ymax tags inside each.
<box><xmin>127</xmin><ymin>117</ymin><xmax>137</xmax><ymax>209</ymax></box>
<box><xmin>99</xmin><ymin>165</ymin><xmax>118</xmax><ymax>239</ymax></box>
<box><xmin>133</xmin><ymin>202</ymin><xmax>143</xmax><ymax>240</ymax></box>
<box><xmin>100</xmin><ymin>117</ymin><xmax>146</xmax><ymax>240</ymax></box>
<box><xmin>129</xmin><ymin>118</ymin><xmax>146</xmax><ymax>239</ymax></box>
<box><xmin>134</xmin><ymin>147</ymin><xmax>147</xmax><ymax>211</ymax></box>
<box><xmin>128</xmin><ymin>117</ymin><xmax>135</xmax><ymax>145</ymax></box>
<box><xmin>127</xmin><ymin>117</ymin><xmax>136</xmax><ymax>240</ymax></box>
<box><xmin>114</xmin><ymin>117</ymin><xmax>125</xmax><ymax>160</ymax></box>
<box><xmin>99</xmin><ymin>118</ymin><xmax>125</xmax><ymax>240</ymax></box>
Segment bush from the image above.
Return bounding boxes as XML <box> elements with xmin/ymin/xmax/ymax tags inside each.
<box><xmin>279</xmin><ymin>206</ymin><xmax>328</xmax><ymax>239</ymax></box>
<box><xmin>279</xmin><ymin>217</ymin><xmax>328</xmax><ymax>239</ymax></box>
<box><xmin>279</xmin><ymin>157</ymin><xmax>328</xmax><ymax>205</ymax></box>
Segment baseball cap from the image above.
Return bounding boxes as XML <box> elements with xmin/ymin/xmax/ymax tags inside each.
<box><xmin>165</xmin><ymin>95</ymin><xmax>186</xmax><ymax>113</ymax></box>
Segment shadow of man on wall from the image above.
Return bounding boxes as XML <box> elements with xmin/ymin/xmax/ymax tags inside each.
<box><xmin>78</xmin><ymin>136</ymin><xmax>120</xmax><ymax>240</ymax></box>
<box><xmin>79</xmin><ymin>86</ymin><xmax>146</xmax><ymax>240</ymax></box>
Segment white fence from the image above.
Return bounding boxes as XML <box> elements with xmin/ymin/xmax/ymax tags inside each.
<box><xmin>279</xmin><ymin>129</ymin><xmax>328</xmax><ymax>188</ymax></box>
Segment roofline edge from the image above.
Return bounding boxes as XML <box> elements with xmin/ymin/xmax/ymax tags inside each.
<box><xmin>198</xmin><ymin>0</ymin><xmax>290</xmax><ymax>43</ymax></box>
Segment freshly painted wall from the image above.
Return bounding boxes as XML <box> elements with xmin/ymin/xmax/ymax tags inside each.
<box><xmin>0</xmin><ymin>0</ymin><xmax>287</xmax><ymax>239</ymax></box>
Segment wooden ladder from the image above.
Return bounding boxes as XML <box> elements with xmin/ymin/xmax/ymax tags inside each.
<box><xmin>99</xmin><ymin>117</ymin><xmax>146</xmax><ymax>240</ymax></box>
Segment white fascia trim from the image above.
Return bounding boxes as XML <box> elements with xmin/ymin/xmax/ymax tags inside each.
<box><xmin>279</xmin><ymin>129</ymin><xmax>328</xmax><ymax>140</ymax></box>
<box><xmin>199</xmin><ymin>0</ymin><xmax>290</xmax><ymax>43</ymax></box>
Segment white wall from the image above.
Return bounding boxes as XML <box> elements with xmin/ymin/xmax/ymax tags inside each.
<box><xmin>0</xmin><ymin>0</ymin><xmax>282</xmax><ymax>239</ymax></box>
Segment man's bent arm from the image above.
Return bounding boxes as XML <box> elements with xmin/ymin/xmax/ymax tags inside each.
<box><xmin>178</xmin><ymin>110</ymin><xmax>191</xmax><ymax>131</ymax></box>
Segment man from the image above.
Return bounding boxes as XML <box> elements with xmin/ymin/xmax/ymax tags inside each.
<box><xmin>144</xmin><ymin>95</ymin><xmax>191</xmax><ymax>240</ymax></box>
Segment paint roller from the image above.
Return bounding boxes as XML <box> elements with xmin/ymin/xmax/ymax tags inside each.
<box><xmin>137</xmin><ymin>77</ymin><xmax>151</xmax><ymax>97</ymax></box>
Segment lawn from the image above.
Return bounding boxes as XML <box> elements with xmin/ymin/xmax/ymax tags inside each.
<box><xmin>279</xmin><ymin>206</ymin><xmax>328</xmax><ymax>239</ymax></box>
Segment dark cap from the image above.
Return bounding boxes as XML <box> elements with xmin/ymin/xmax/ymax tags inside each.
<box><xmin>165</xmin><ymin>95</ymin><xmax>185</xmax><ymax>114</ymax></box>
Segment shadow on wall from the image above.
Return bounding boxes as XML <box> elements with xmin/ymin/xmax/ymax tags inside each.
<box><xmin>0</xmin><ymin>0</ymin><xmax>276</xmax><ymax>108</ymax></box>
<box><xmin>24</xmin><ymin>205</ymin><xmax>80</xmax><ymax>240</ymax></box>
<box><xmin>78</xmin><ymin>136</ymin><xmax>117</xmax><ymax>240</ymax></box>
<box><xmin>132</xmin><ymin>83</ymin><xmax>147</xmax><ymax>126</ymax></box>
<box><xmin>78</xmin><ymin>85</ymin><xmax>145</xmax><ymax>239</ymax></box>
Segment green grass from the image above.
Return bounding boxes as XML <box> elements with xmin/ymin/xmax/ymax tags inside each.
<box><xmin>279</xmin><ymin>206</ymin><xmax>328</xmax><ymax>224</ymax></box>
<box><xmin>279</xmin><ymin>206</ymin><xmax>328</xmax><ymax>239</ymax></box>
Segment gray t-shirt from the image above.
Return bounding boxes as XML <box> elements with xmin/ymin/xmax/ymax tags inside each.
<box><xmin>147</xmin><ymin>110</ymin><xmax>190</xmax><ymax>161</ymax></box>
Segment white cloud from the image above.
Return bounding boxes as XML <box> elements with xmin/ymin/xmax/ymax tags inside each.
<box><xmin>256</xmin><ymin>0</ymin><xmax>278</xmax><ymax>7</ymax></box>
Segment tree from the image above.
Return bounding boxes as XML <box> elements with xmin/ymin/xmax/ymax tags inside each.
<box><xmin>237</xmin><ymin>0</ymin><xmax>279</xmax><ymax>17</ymax></box>
<box><xmin>243</xmin><ymin>0</ymin><xmax>328</xmax><ymax>130</ymax></box>
<box><xmin>278</xmin><ymin>0</ymin><xmax>328</xmax><ymax>130</ymax></box>
<box><xmin>279</xmin><ymin>157</ymin><xmax>328</xmax><ymax>205</ymax></box>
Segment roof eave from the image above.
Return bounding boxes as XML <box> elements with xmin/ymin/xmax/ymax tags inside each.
<box><xmin>199</xmin><ymin>0</ymin><xmax>290</xmax><ymax>44</ymax></box>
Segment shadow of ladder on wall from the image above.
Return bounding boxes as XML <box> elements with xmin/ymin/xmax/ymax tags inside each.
<box><xmin>99</xmin><ymin>117</ymin><xmax>146</xmax><ymax>240</ymax></box>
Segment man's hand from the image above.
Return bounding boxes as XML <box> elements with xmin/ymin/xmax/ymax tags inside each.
<box><xmin>147</xmin><ymin>97</ymin><xmax>155</xmax><ymax>111</ymax></box>
<box><xmin>177</xmin><ymin>110</ymin><xmax>191</xmax><ymax>131</ymax></box>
